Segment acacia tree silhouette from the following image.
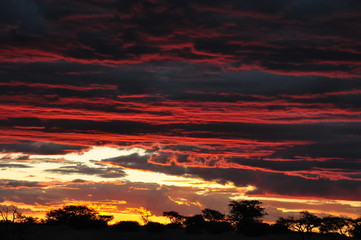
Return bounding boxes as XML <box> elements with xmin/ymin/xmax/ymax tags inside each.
<box><xmin>279</xmin><ymin>211</ymin><xmax>321</xmax><ymax>234</ymax></box>
<box><xmin>319</xmin><ymin>216</ymin><xmax>352</xmax><ymax>236</ymax></box>
<box><xmin>201</xmin><ymin>208</ymin><xmax>232</xmax><ymax>234</ymax></box>
<box><xmin>298</xmin><ymin>211</ymin><xmax>321</xmax><ymax>233</ymax></box>
<box><xmin>228</xmin><ymin>200</ymin><xmax>267</xmax><ymax>235</ymax></box>
<box><xmin>135</xmin><ymin>207</ymin><xmax>151</xmax><ymax>225</ymax></box>
<box><xmin>163</xmin><ymin>211</ymin><xmax>186</xmax><ymax>227</ymax></box>
<box><xmin>46</xmin><ymin>205</ymin><xmax>112</xmax><ymax>229</ymax></box>
<box><xmin>0</xmin><ymin>201</ymin><xmax>358</xmax><ymax>238</ymax></box>
<box><xmin>228</xmin><ymin>200</ymin><xmax>266</xmax><ymax>223</ymax></box>
<box><xmin>201</xmin><ymin>208</ymin><xmax>225</xmax><ymax>222</ymax></box>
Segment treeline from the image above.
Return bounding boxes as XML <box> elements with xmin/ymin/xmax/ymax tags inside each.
<box><xmin>1</xmin><ymin>201</ymin><xmax>360</xmax><ymax>239</ymax></box>
<box><xmin>161</xmin><ymin>201</ymin><xmax>361</xmax><ymax>238</ymax></box>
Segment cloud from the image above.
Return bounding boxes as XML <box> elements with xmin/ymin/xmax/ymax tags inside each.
<box><xmin>0</xmin><ymin>140</ymin><xmax>89</xmax><ymax>155</ymax></box>
<box><xmin>0</xmin><ymin>0</ymin><xmax>360</xmax><ymax>218</ymax></box>
<box><xmin>0</xmin><ymin>180</ymin><xmax>206</xmax><ymax>216</ymax></box>
<box><xmin>0</xmin><ymin>0</ymin><xmax>44</xmax><ymax>33</ymax></box>
<box><xmin>0</xmin><ymin>163</ymin><xmax>32</xmax><ymax>169</ymax></box>
<box><xmin>0</xmin><ymin>179</ymin><xmax>43</xmax><ymax>189</ymax></box>
<box><xmin>103</xmin><ymin>152</ymin><xmax>361</xmax><ymax>201</ymax></box>
<box><xmin>0</xmin><ymin>0</ymin><xmax>360</xmax><ymax>77</ymax></box>
<box><xmin>0</xmin><ymin>62</ymin><xmax>360</xmax><ymax>200</ymax></box>
<box><xmin>0</xmin><ymin>179</ymin><xmax>359</xmax><ymax>221</ymax></box>
<box><xmin>46</xmin><ymin>162</ymin><xmax>126</xmax><ymax>178</ymax></box>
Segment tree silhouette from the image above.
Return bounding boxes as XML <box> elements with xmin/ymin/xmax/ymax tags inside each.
<box><xmin>0</xmin><ymin>205</ymin><xmax>21</xmax><ymax>223</ymax></box>
<box><xmin>113</xmin><ymin>221</ymin><xmax>140</xmax><ymax>232</ymax></box>
<box><xmin>163</xmin><ymin>211</ymin><xmax>186</xmax><ymax>226</ymax></box>
<box><xmin>145</xmin><ymin>222</ymin><xmax>165</xmax><ymax>233</ymax></box>
<box><xmin>199</xmin><ymin>208</ymin><xmax>232</xmax><ymax>234</ymax></box>
<box><xmin>0</xmin><ymin>201</ymin><xmax>358</xmax><ymax>239</ymax></box>
<box><xmin>46</xmin><ymin>205</ymin><xmax>111</xmax><ymax>229</ymax></box>
<box><xmin>184</xmin><ymin>214</ymin><xmax>205</xmax><ymax>233</ymax></box>
<box><xmin>350</xmin><ymin>218</ymin><xmax>361</xmax><ymax>239</ymax></box>
<box><xmin>276</xmin><ymin>216</ymin><xmax>294</xmax><ymax>229</ymax></box>
<box><xmin>276</xmin><ymin>213</ymin><xmax>361</xmax><ymax>238</ymax></box>
<box><xmin>319</xmin><ymin>216</ymin><xmax>353</xmax><ymax>236</ymax></box>
<box><xmin>135</xmin><ymin>207</ymin><xmax>151</xmax><ymax>225</ymax></box>
<box><xmin>228</xmin><ymin>200</ymin><xmax>267</xmax><ymax>235</ymax></box>
<box><xmin>273</xmin><ymin>216</ymin><xmax>295</xmax><ymax>233</ymax></box>
<box><xmin>278</xmin><ymin>212</ymin><xmax>320</xmax><ymax>234</ymax></box>
<box><xmin>228</xmin><ymin>200</ymin><xmax>266</xmax><ymax>223</ymax></box>
<box><xmin>201</xmin><ymin>208</ymin><xmax>225</xmax><ymax>222</ymax></box>
<box><xmin>297</xmin><ymin>211</ymin><xmax>321</xmax><ymax>233</ymax></box>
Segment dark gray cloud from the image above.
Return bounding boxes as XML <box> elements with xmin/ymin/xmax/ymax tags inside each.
<box><xmin>0</xmin><ymin>0</ymin><xmax>44</xmax><ymax>33</ymax></box>
<box><xmin>0</xmin><ymin>0</ymin><xmax>360</xmax><ymax>76</ymax></box>
<box><xmin>46</xmin><ymin>162</ymin><xmax>126</xmax><ymax>178</ymax></box>
<box><xmin>0</xmin><ymin>140</ymin><xmax>89</xmax><ymax>155</ymax></box>
<box><xmin>0</xmin><ymin>0</ymin><xmax>360</xmax><ymax>205</ymax></box>
<box><xmin>0</xmin><ymin>163</ymin><xmax>32</xmax><ymax>168</ymax></box>
<box><xmin>0</xmin><ymin>179</ymin><xmax>42</xmax><ymax>188</ymax></box>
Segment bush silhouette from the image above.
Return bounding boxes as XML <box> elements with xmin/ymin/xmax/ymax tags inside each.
<box><xmin>270</xmin><ymin>221</ymin><xmax>293</xmax><ymax>234</ymax></box>
<box><xmin>163</xmin><ymin>211</ymin><xmax>186</xmax><ymax>227</ymax></box>
<box><xmin>145</xmin><ymin>222</ymin><xmax>165</xmax><ymax>233</ymax></box>
<box><xmin>236</xmin><ymin>221</ymin><xmax>270</xmax><ymax>236</ymax></box>
<box><xmin>112</xmin><ymin>221</ymin><xmax>140</xmax><ymax>232</ymax></box>
<box><xmin>184</xmin><ymin>214</ymin><xmax>205</xmax><ymax>234</ymax></box>
<box><xmin>319</xmin><ymin>216</ymin><xmax>352</xmax><ymax>236</ymax></box>
<box><xmin>201</xmin><ymin>208</ymin><xmax>225</xmax><ymax>222</ymax></box>
<box><xmin>350</xmin><ymin>218</ymin><xmax>361</xmax><ymax>239</ymax></box>
<box><xmin>164</xmin><ymin>222</ymin><xmax>183</xmax><ymax>230</ymax></box>
<box><xmin>3</xmin><ymin>201</ymin><xmax>358</xmax><ymax>239</ymax></box>
<box><xmin>200</xmin><ymin>208</ymin><xmax>231</xmax><ymax>234</ymax></box>
<box><xmin>203</xmin><ymin>221</ymin><xmax>233</xmax><ymax>234</ymax></box>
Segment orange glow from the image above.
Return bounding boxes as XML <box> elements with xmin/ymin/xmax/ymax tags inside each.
<box><xmin>0</xmin><ymin>200</ymin><xmax>169</xmax><ymax>225</ymax></box>
<box><xmin>1</xmin><ymin>0</ymin><xmax>360</xmax><ymax>230</ymax></box>
<box><xmin>167</xmin><ymin>196</ymin><xmax>203</xmax><ymax>207</ymax></box>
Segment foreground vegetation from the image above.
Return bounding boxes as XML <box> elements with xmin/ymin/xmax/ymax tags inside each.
<box><xmin>1</xmin><ymin>201</ymin><xmax>360</xmax><ymax>240</ymax></box>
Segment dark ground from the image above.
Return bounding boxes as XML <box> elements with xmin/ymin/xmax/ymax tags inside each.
<box><xmin>0</xmin><ymin>225</ymin><xmax>354</xmax><ymax>240</ymax></box>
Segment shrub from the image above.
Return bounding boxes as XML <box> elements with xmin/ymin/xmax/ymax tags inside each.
<box><xmin>164</xmin><ymin>223</ymin><xmax>183</xmax><ymax>230</ymax></box>
<box><xmin>184</xmin><ymin>214</ymin><xmax>205</xmax><ymax>234</ymax></box>
<box><xmin>236</xmin><ymin>221</ymin><xmax>269</xmax><ymax>236</ymax></box>
<box><xmin>269</xmin><ymin>223</ymin><xmax>293</xmax><ymax>234</ymax></box>
<box><xmin>145</xmin><ymin>222</ymin><xmax>165</xmax><ymax>233</ymax></box>
<box><xmin>112</xmin><ymin>221</ymin><xmax>140</xmax><ymax>232</ymax></box>
<box><xmin>203</xmin><ymin>221</ymin><xmax>233</xmax><ymax>234</ymax></box>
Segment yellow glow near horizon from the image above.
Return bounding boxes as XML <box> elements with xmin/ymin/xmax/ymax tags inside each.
<box><xmin>1</xmin><ymin>146</ymin><xmax>360</xmax><ymax>224</ymax></box>
<box><xmin>0</xmin><ymin>200</ymin><xmax>169</xmax><ymax>225</ymax></box>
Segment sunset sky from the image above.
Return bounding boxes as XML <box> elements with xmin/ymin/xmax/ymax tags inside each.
<box><xmin>0</xmin><ymin>0</ymin><xmax>360</xmax><ymax>223</ymax></box>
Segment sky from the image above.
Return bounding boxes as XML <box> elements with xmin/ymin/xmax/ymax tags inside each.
<box><xmin>0</xmin><ymin>0</ymin><xmax>360</xmax><ymax>223</ymax></box>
